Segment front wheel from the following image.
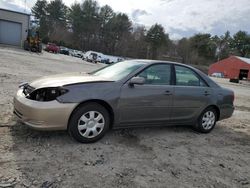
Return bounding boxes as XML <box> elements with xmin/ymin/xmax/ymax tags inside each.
<box><xmin>194</xmin><ymin>107</ymin><xmax>217</xmax><ymax>133</ymax></box>
<box><xmin>23</xmin><ymin>40</ymin><xmax>29</xmax><ymax>51</ymax></box>
<box><xmin>68</xmin><ymin>103</ymin><xmax>110</xmax><ymax>143</ymax></box>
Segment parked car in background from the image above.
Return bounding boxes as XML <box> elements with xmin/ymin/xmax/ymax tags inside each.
<box><xmin>100</xmin><ymin>57</ymin><xmax>110</xmax><ymax>64</ymax></box>
<box><xmin>83</xmin><ymin>51</ymin><xmax>104</xmax><ymax>63</ymax></box>
<box><xmin>104</xmin><ymin>55</ymin><xmax>124</xmax><ymax>64</ymax></box>
<box><xmin>82</xmin><ymin>51</ymin><xmax>124</xmax><ymax>64</ymax></box>
<box><xmin>44</xmin><ymin>43</ymin><xmax>60</xmax><ymax>53</ymax></box>
<box><xmin>14</xmin><ymin>60</ymin><xmax>234</xmax><ymax>143</ymax></box>
<box><xmin>211</xmin><ymin>72</ymin><xmax>224</xmax><ymax>78</ymax></box>
<box><xmin>71</xmin><ymin>50</ymin><xmax>83</xmax><ymax>58</ymax></box>
<box><xmin>68</xmin><ymin>49</ymin><xmax>74</xmax><ymax>56</ymax></box>
<box><xmin>59</xmin><ymin>46</ymin><xmax>69</xmax><ymax>55</ymax></box>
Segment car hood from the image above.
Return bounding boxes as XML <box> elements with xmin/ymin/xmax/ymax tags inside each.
<box><xmin>29</xmin><ymin>72</ymin><xmax>113</xmax><ymax>89</ymax></box>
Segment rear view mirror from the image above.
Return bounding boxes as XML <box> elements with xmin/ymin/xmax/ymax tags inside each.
<box><xmin>129</xmin><ymin>77</ymin><xmax>145</xmax><ymax>86</ymax></box>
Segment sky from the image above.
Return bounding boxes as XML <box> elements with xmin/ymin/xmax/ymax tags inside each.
<box><xmin>1</xmin><ymin>0</ymin><xmax>250</xmax><ymax>39</ymax></box>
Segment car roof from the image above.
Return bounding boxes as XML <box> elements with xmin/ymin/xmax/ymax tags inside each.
<box><xmin>129</xmin><ymin>59</ymin><xmax>193</xmax><ymax>68</ymax></box>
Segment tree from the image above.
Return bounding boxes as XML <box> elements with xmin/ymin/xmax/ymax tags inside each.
<box><xmin>69</xmin><ymin>3</ymin><xmax>83</xmax><ymax>48</ymax></box>
<box><xmin>189</xmin><ymin>33</ymin><xmax>217</xmax><ymax>61</ymax></box>
<box><xmin>80</xmin><ymin>0</ymin><xmax>100</xmax><ymax>50</ymax></box>
<box><xmin>231</xmin><ymin>31</ymin><xmax>250</xmax><ymax>57</ymax></box>
<box><xmin>99</xmin><ymin>5</ymin><xmax>114</xmax><ymax>25</ymax></box>
<box><xmin>47</xmin><ymin>0</ymin><xmax>68</xmax><ymax>38</ymax></box>
<box><xmin>47</xmin><ymin>0</ymin><xmax>67</xmax><ymax>24</ymax></box>
<box><xmin>106</xmin><ymin>13</ymin><xmax>132</xmax><ymax>55</ymax></box>
<box><xmin>32</xmin><ymin>0</ymin><xmax>250</xmax><ymax>62</ymax></box>
<box><xmin>212</xmin><ymin>31</ymin><xmax>232</xmax><ymax>61</ymax></box>
<box><xmin>146</xmin><ymin>24</ymin><xmax>167</xmax><ymax>59</ymax></box>
<box><xmin>99</xmin><ymin>5</ymin><xmax>115</xmax><ymax>52</ymax></box>
<box><xmin>31</xmin><ymin>0</ymin><xmax>48</xmax><ymax>39</ymax></box>
<box><xmin>32</xmin><ymin>0</ymin><xmax>47</xmax><ymax>19</ymax></box>
<box><xmin>128</xmin><ymin>26</ymin><xmax>148</xmax><ymax>58</ymax></box>
<box><xmin>176</xmin><ymin>38</ymin><xmax>191</xmax><ymax>63</ymax></box>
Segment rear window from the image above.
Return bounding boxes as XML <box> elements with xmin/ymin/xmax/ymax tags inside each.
<box><xmin>175</xmin><ymin>65</ymin><xmax>207</xmax><ymax>87</ymax></box>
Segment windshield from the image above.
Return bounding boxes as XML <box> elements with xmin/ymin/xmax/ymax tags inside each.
<box><xmin>90</xmin><ymin>61</ymin><xmax>146</xmax><ymax>81</ymax></box>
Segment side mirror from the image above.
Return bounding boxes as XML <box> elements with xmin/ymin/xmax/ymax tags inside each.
<box><xmin>129</xmin><ymin>77</ymin><xmax>145</xmax><ymax>86</ymax></box>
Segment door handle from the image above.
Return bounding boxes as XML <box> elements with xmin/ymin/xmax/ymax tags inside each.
<box><xmin>164</xmin><ymin>90</ymin><xmax>172</xmax><ymax>95</ymax></box>
<box><xmin>204</xmin><ymin>91</ymin><xmax>210</xmax><ymax>96</ymax></box>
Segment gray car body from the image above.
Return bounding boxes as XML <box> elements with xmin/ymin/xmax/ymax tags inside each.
<box><xmin>55</xmin><ymin>60</ymin><xmax>234</xmax><ymax>129</ymax></box>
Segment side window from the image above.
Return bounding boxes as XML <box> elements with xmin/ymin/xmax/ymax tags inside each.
<box><xmin>175</xmin><ymin>65</ymin><xmax>207</xmax><ymax>87</ymax></box>
<box><xmin>137</xmin><ymin>64</ymin><xmax>171</xmax><ymax>85</ymax></box>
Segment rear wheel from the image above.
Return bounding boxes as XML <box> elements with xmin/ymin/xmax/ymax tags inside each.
<box><xmin>38</xmin><ymin>43</ymin><xmax>42</xmax><ymax>53</ymax></box>
<box><xmin>68</xmin><ymin>103</ymin><xmax>110</xmax><ymax>143</ymax></box>
<box><xmin>194</xmin><ymin>107</ymin><xmax>217</xmax><ymax>133</ymax></box>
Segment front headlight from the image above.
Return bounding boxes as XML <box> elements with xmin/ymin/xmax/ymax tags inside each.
<box><xmin>27</xmin><ymin>87</ymin><xmax>68</xmax><ymax>101</ymax></box>
<box><xmin>19</xmin><ymin>82</ymin><xmax>29</xmax><ymax>88</ymax></box>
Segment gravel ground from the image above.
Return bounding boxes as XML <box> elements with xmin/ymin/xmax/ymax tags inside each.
<box><xmin>0</xmin><ymin>46</ymin><xmax>249</xmax><ymax>188</ymax></box>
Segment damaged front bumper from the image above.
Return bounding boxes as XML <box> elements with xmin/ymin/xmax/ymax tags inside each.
<box><xmin>13</xmin><ymin>89</ymin><xmax>77</xmax><ymax>130</ymax></box>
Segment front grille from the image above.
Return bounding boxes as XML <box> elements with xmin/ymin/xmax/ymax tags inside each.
<box><xmin>23</xmin><ymin>85</ymin><xmax>35</xmax><ymax>96</ymax></box>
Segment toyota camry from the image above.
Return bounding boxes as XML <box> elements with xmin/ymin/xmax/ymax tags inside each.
<box><xmin>13</xmin><ymin>60</ymin><xmax>234</xmax><ymax>143</ymax></box>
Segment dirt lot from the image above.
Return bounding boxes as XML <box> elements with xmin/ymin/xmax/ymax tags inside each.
<box><xmin>0</xmin><ymin>47</ymin><xmax>249</xmax><ymax>188</ymax></box>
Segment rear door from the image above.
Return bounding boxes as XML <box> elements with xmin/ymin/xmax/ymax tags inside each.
<box><xmin>118</xmin><ymin>64</ymin><xmax>174</xmax><ymax>126</ymax></box>
<box><xmin>172</xmin><ymin>65</ymin><xmax>211</xmax><ymax>123</ymax></box>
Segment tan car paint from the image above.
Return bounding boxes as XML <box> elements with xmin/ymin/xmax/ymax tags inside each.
<box><xmin>29</xmin><ymin>72</ymin><xmax>111</xmax><ymax>89</ymax></box>
<box><xmin>14</xmin><ymin>89</ymin><xmax>77</xmax><ymax>130</ymax></box>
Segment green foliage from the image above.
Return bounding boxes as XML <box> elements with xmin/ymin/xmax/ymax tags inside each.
<box><xmin>176</xmin><ymin>38</ymin><xmax>191</xmax><ymax>63</ymax></box>
<box><xmin>98</xmin><ymin>5</ymin><xmax>114</xmax><ymax>53</ymax></box>
<box><xmin>146</xmin><ymin>24</ymin><xmax>168</xmax><ymax>59</ymax></box>
<box><xmin>211</xmin><ymin>31</ymin><xmax>232</xmax><ymax>60</ymax></box>
<box><xmin>69</xmin><ymin>3</ymin><xmax>82</xmax><ymax>35</ymax></box>
<box><xmin>128</xmin><ymin>26</ymin><xmax>148</xmax><ymax>58</ymax></box>
<box><xmin>68</xmin><ymin>1</ymin><xmax>132</xmax><ymax>54</ymax></box>
<box><xmin>99</xmin><ymin>5</ymin><xmax>114</xmax><ymax>25</ymax></box>
<box><xmin>41</xmin><ymin>36</ymin><xmax>49</xmax><ymax>44</ymax></box>
<box><xmin>146</xmin><ymin>24</ymin><xmax>166</xmax><ymax>47</ymax></box>
<box><xmin>109</xmin><ymin>13</ymin><xmax>132</xmax><ymax>40</ymax></box>
<box><xmin>81</xmin><ymin>0</ymin><xmax>99</xmax><ymax>34</ymax></box>
<box><xmin>107</xmin><ymin>13</ymin><xmax>132</xmax><ymax>54</ymax></box>
<box><xmin>31</xmin><ymin>0</ymin><xmax>48</xmax><ymax>39</ymax></box>
<box><xmin>32</xmin><ymin>0</ymin><xmax>47</xmax><ymax>19</ymax></box>
<box><xmin>189</xmin><ymin>33</ymin><xmax>216</xmax><ymax>60</ymax></box>
<box><xmin>175</xmin><ymin>31</ymin><xmax>250</xmax><ymax>65</ymax></box>
<box><xmin>47</xmin><ymin>0</ymin><xmax>68</xmax><ymax>25</ymax></box>
<box><xmin>231</xmin><ymin>31</ymin><xmax>250</xmax><ymax>57</ymax></box>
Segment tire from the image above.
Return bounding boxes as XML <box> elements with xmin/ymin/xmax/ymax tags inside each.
<box><xmin>194</xmin><ymin>107</ymin><xmax>217</xmax><ymax>133</ymax></box>
<box><xmin>23</xmin><ymin>41</ymin><xmax>29</xmax><ymax>51</ymax></box>
<box><xmin>68</xmin><ymin>103</ymin><xmax>110</xmax><ymax>143</ymax></box>
<box><xmin>38</xmin><ymin>43</ymin><xmax>42</xmax><ymax>53</ymax></box>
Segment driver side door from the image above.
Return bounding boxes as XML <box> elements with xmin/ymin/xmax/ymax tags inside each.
<box><xmin>118</xmin><ymin>64</ymin><xmax>174</xmax><ymax>127</ymax></box>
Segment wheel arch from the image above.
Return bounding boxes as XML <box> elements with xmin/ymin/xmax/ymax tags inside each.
<box><xmin>67</xmin><ymin>99</ymin><xmax>115</xmax><ymax>130</ymax></box>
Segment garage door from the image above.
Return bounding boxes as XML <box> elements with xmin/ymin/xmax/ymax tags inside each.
<box><xmin>0</xmin><ymin>20</ymin><xmax>22</xmax><ymax>46</ymax></box>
